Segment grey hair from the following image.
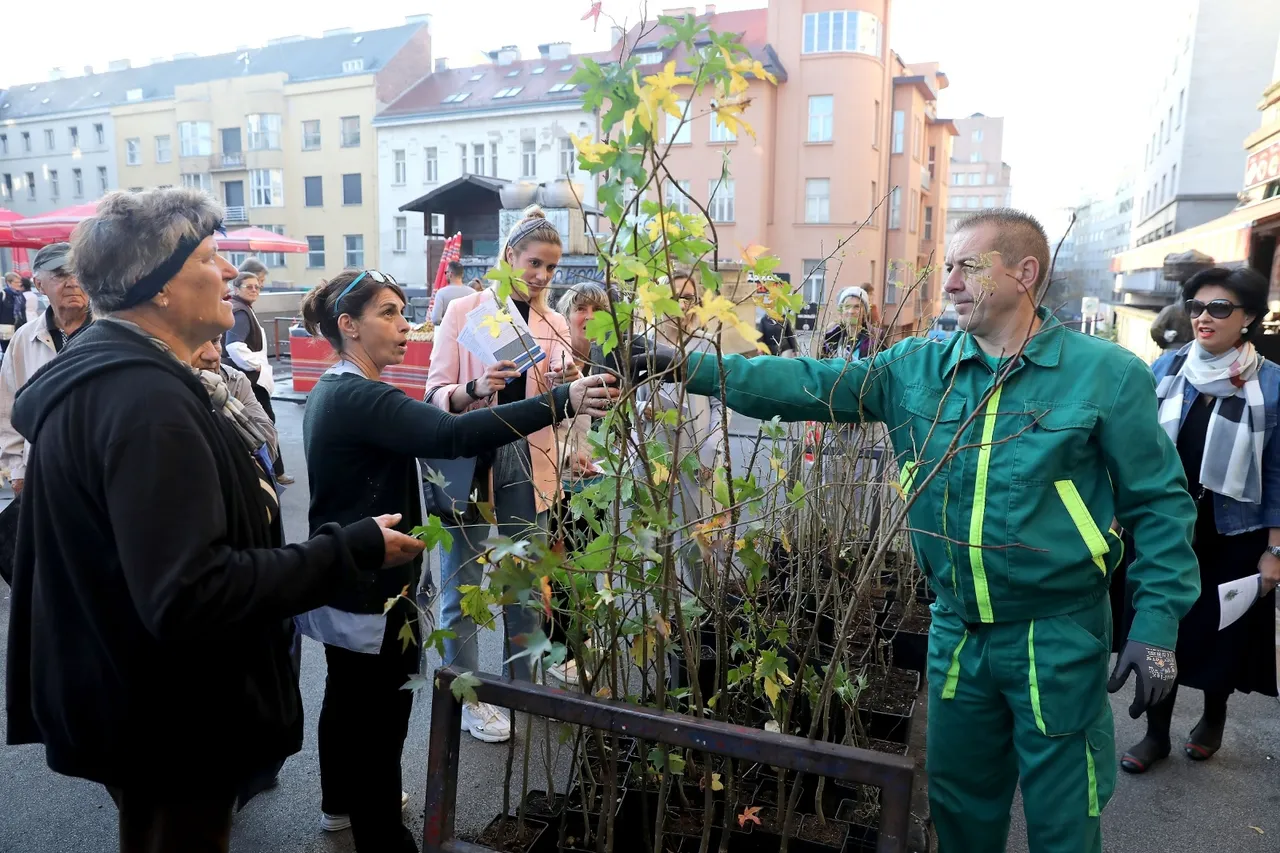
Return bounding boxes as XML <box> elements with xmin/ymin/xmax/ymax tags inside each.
<box><xmin>556</xmin><ymin>281</ymin><xmax>610</xmax><ymax>317</ymax></box>
<box><xmin>70</xmin><ymin>188</ymin><xmax>224</xmax><ymax>314</ymax></box>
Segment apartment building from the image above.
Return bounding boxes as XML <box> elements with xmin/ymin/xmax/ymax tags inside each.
<box><xmin>1055</xmin><ymin>182</ymin><xmax>1135</xmax><ymax>305</ymax></box>
<box><xmin>374</xmin><ymin>44</ymin><xmax>602</xmax><ymax>285</ymax></box>
<box><xmin>1130</xmin><ymin>0</ymin><xmax>1280</xmax><ymax>249</ymax></box>
<box><xmin>944</xmin><ymin>114</ymin><xmax>1013</xmax><ymax>243</ymax></box>
<box><xmin>626</xmin><ymin>2</ymin><xmax>954</xmax><ymax>334</ymax></box>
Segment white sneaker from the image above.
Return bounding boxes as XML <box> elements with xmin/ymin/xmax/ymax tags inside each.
<box><xmin>547</xmin><ymin>659</ymin><xmax>580</xmax><ymax>686</ymax></box>
<box><xmin>462</xmin><ymin>701</ymin><xmax>512</xmax><ymax>743</ymax></box>
<box><xmin>320</xmin><ymin>791</ymin><xmax>409</xmax><ymax>832</ymax></box>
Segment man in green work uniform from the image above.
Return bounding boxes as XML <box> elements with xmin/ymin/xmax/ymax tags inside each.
<box><xmin>682</xmin><ymin>209</ymin><xmax>1200</xmax><ymax>852</ymax></box>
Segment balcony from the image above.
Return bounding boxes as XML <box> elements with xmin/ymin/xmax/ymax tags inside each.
<box><xmin>211</xmin><ymin>152</ymin><xmax>245</xmax><ymax>171</ymax></box>
<box><xmin>921</xmin><ymin>165</ymin><xmax>931</xmax><ymax>192</ymax></box>
<box><xmin>224</xmin><ymin>206</ymin><xmax>248</xmax><ymax>224</ymax></box>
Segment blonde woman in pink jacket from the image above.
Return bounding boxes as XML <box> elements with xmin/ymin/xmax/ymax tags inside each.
<box><xmin>425</xmin><ymin>206</ymin><xmax>577</xmax><ymax>743</ymax></box>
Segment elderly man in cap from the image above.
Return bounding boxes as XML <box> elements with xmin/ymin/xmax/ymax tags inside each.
<box><xmin>0</xmin><ymin>242</ymin><xmax>92</xmax><ymax>495</ymax></box>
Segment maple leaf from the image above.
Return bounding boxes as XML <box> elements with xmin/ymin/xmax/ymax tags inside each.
<box><xmin>581</xmin><ymin>1</ymin><xmax>602</xmax><ymax>28</ymax></box>
<box><xmin>740</xmin><ymin>243</ymin><xmax>769</xmax><ymax>264</ymax></box>
<box><xmin>479</xmin><ymin>310</ymin><xmax>512</xmax><ymax>339</ymax></box>
<box><xmin>737</xmin><ymin>806</ymin><xmax>762</xmax><ymax>828</ymax></box>
<box><xmin>569</xmin><ymin>132</ymin><xmax>613</xmax><ymax>165</ymax></box>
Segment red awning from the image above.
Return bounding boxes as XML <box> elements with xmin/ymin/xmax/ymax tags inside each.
<box><xmin>10</xmin><ymin>202</ymin><xmax>102</xmax><ymax>245</ymax></box>
<box><xmin>216</xmin><ymin>227</ymin><xmax>309</xmax><ymax>254</ymax></box>
<box><xmin>0</xmin><ymin>207</ymin><xmax>47</xmax><ymax>249</ymax></box>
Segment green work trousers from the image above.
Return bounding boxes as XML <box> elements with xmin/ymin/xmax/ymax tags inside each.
<box><xmin>926</xmin><ymin>596</ymin><xmax>1116</xmax><ymax>853</ymax></box>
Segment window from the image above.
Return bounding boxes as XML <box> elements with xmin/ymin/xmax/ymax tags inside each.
<box><xmin>968</xmin><ymin>173</ymin><xmax>981</xmax><ymax>186</ymax></box>
<box><xmin>665</xmin><ymin>180</ymin><xmax>691</xmax><ymax>215</ymax></box>
<box><xmin>891</xmin><ymin>111</ymin><xmax>904</xmax><ymax>153</ymax></box>
<box><xmin>710</xmin><ymin>114</ymin><xmax>738</xmax><ymax>143</ymax></box>
<box><xmin>468</xmin><ymin>73</ymin><xmax>484</xmax><ymax>82</ymax></box>
<box><xmin>666</xmin><ymin>100</ymin><xmax>691</xmax><ymax>144</ymax></box>
<box><xmin>802</xmin><ymin>10</ymin><xmax>881</xmax><ymax>56</ymax></box>
<box><xmin>548</xmin><ymin>82</ymin><xmax>577</xmax><ymax>94</ymax></box>
<box><xmin>888</xmin><ymin>187</ymin><xmax>901</xmax><ymax>229</ymax></box>
<box><xmin>430</xmin><ymin>213</ymin><xmax>445</xmax><ymax>235</ymax></box>
<box><xmin>442</xmin><ymin>92</ymin><xmax>472</xmax><ymax>103</ymax></box>
<box><xmin>1160</xmin><ymin>174</ymin><xmax>1167</xmax><ymax>204</ymax></box>
<box><xmin>126</xmin><ymin>138</ymin><xmax>141</xmax><ymax>165</ymax></box>
<box><xmin>342</xmin><ymin>58</ymin><xmax>365</xmax><ymax>73</ymax></box>
<box><xmin>952</xmin><ymin>172</ymin><xmax>962</xmax><ymax>186</ymax></box>
<box><xmin>49</xmin><ymin>169</ymin><xmax>59</xmax><ymax>199</ymax></box>
<box><xmin>344</xmin><ymin>234</ymin><xmax>364</xmax><ymax>268</ymax></box>
<box><xmin>472</xmin><ymin>143</ymin><xmax>485</xmax><ymax>176</ymax></box>
<box><xmin>808</xmin><ymin>95</ymin><xmax>833</xmax><ymax>142</ymax></box>
<box><xmin>342</xmin><ymin>173</ymin><xmax>362</xmax><ymax>205</ymax></box>
<box><xmin>1170</xmin><ymin>163</ymin><xmax>1177</xmax><ymax>195</ymax></box>
<box><xmin>801</xmin><ymin>260</ymin><xmax>826</xmax><ymax>305</ymax></box>
<box><xmin>179</xmin><ymin>121</ymin><xmax>212</xmax><ymax>156</ymax></box>
<box><xmin>44</xmin><ymin>129</ymin><xmax>55</xmax><ymax>150</ymax></box>
<box><xmin>531</xmin><ymin>66</ymin><xmax>546</xmax><ymax>74</ymax></box>
<box><xmin>983</xmin><ymin>196</ymin><xmax>997</xmax><ymax>209</ymax></box>
<box><xmin>636</xmin><ymin>51</ymin><xmax>665</xmax><ymax>65</ymax></box>
<box><xmin>69</xmin><ymin>126</ymin><xmax>78</xmax><ymax>149</ymax></box>
<box><xmin>972</xmin><ymin>128</ymin><xmax>984</xmax><ymax>143</ymax></box>
<box><xmin>969</xmin><ymin>152</ymin><xmax>980</xmax><ymax>163</ymax></box>
<box><xmin>966</xmin><ymin>196</ymin><xmax>979</xmax><ymax>209</ymax></box>
<box><xmin>522</xmin><ymin>139</ymin><xmax>537</xmax><ymax>178</ymax></box>
<box><xmin>257</xmin><ymin>225</ymin><xmax>287</xmax><ymax>268</ymax></box>
<box><xmin>392</xmin><ymin>216</ymin><xmax>408</xmax><ymax>253</ymax></box>
<box><xmin>180</xmin><ymin>173</ymin><xmax>211</xmax><ymax>192</ymax></box>
<box><xmin>302</xmin><ymin>120</ymin><xmax>321</xmax><ymax>150</ymax></box>
<box><xmin>873</xmin><ymin>100</ymin><xmax>881</xmax><ymax>148</ymax></box>
<box><xmin>94</xmin><ymin>123</ymin><xmax>105</xmax><ymax>145</ymax></box>
<box><xmin>560</xmin><ymin>63</ymin><xmax>574</xmax><ymax>72</ymax></box>
<box><xmin>304</xmin><ymin>176</ymin><xmax>323</xmax><ymax>206</ymax></box>
<box><xmin>914</xmin><ymin>118</ymin><xmax>923</xmax><ymax>160</ymax></box>
<box><xmin>506</xmin><ymin>69</ymin><xmax>520</xmax><ymax>78</ymax></box>
<box><xmin>340</xmin><ymin>116</ymin><xmax>360</xmax><ymax>147</ymax></box>
<box><xmin>1157</xmin><ymin>123</ymin><xmax>1164</xmax><ymax>152</ymax></box>
<box><xmin>805</xmin><ymin>178</ymin><xmax>830</xmax><ymax>223</ymax></box>
<box><xmin>559</xmin><ymin>137</ymin><xmax>575</xmax><ymax>175</ymax></box>
<box><xmin>986</xmin><ymin>174</ymin><xmax>995</xmax><ymax>185</ymax></box>
<box><xmin>98</xmin><ymin>166</ymin><xmax>108</xmax><ymax>193</ymax></box>
<box><xmin>493</xmin><ymin>87</ymin><xmax>524</xmax><ymax>99</ymax></box>
<box><xmin>424</xmin><ymin>147</ymin><xmax>438</xmax><ymax>182</ymax></box>
<box><xmin>0</xmin><ymin>134</ymin><xmax>5</xmax><ymax>154</ymax></box>
<box><xmin>155</xmin><ymin>135</ymin><xmax>172</xmax><ymax>163</ymax></box>
<box><xmin>72</xmin><ymin>167</ymin><xmax>83</xmax><ymax>198</ymax></box>
<box><xmin>1166</xmin><ymin>107</ymin><xmax>1172</xmax><ymax>141</ymax></box>
<box><xmin>21</xmin><ymin>132</ymin><xmax>31</xmax><ymax>152</ymax></box>
<box><xmin>393</xmin><ymin>150</ymin><xmax>406</xmax><ymax>185</ymax></box>
<box><xmin>923</xmin><ymin>206</ymin><xmax>933</xmax><ymax>240</ymax></box>
<box><xmin>709</xmin><ymin>178</ymin><xmax>735</xmax><ymax>223</ymax></box>
<box><xmin>250</xmin><ymin>169</ymin><xmax>284</xmax><ymax>206</ymax></box>
<box><xmin>490</xmin><ymin>141</ymin><xmax>498</xmax><ymax>177</ymax></box>
<box><xmin>908</xmin><ymin>190</ymin><xmax>917</xmax><ymax>233</ymax></box>
<box><xmin>1</xmin><ymin>174</ymin><xmax>10</xmax><ymax>201</ymax></box>
<box><xmin>246</xmin><ymin>114</ymin><xmax>281</xmax><ymax>150</ymax></box>
<box><xmin>1176</xmin><ymin>89</ymin><xmax>1185</xmax><ymax>128</ymax></box>
<box><xmin>26</xmin><ymin>172</ymin><xmax>36</xmax><ymax>201</ymax></box>
<box><xmin>870</xmin><ymin>181</ymin><xmax>878</xmax><ymax>227</ymax></box>
<box><xmin>459</xmin><ymin>143</ymin><xmax>468</xmax><ymax>174</ymax></box>
<box><xmin>307</xmin><ymin>236</ymin><xmax>325</xmax><ymax>269</ymax></box>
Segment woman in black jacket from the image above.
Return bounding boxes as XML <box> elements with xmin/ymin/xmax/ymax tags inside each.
<box><xmin>5</xmin><ymin>187</ymin><xmax>425</xmax><ymax>853</ymax></box>
<box><xmin>296</xmin><ymin>270</ymin><xmax>616</xmax><ymax>852</ymax></box>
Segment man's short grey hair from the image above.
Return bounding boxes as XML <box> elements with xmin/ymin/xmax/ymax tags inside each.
<box><xmin>556</xmin><ymin>281</ymin><xmax>611</xmax><ymax>317</ymax></box>
<box><xmin>955</xmin><ymin>208</ymin><xmax>1052</xmax><ymax>289</ymax></box>
<box><xmin>70</xmin><ymin>188</ymin><xmax>223</xmax><ymax>314</ymax></box>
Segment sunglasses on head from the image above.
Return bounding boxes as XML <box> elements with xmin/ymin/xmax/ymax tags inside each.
<box><xmin>334</xmin><ymin>269</ymin><xmax>398</xmax><ymax>315</ymax></box>
<box><xmin>1184</xmin><ymin>299</ymin><xmax>1242</xmax><ymax>320</ymax></box>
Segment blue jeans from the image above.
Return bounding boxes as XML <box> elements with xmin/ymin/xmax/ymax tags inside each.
<box><xmin>439</xmin><ymin>444</ymin><xmax>547</xmax><ymax>682</ymax></box>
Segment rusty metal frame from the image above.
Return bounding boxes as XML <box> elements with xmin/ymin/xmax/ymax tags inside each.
<box><xmin>424</xmin><ymin>667</ymin><xmax>916</xmax><ymax>853</ymax></box>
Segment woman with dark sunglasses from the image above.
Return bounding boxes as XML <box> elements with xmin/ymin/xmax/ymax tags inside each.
<box><xmin>1120</xmin><ymin>266</ymin><xmax>1280</xmax><ymax>775</ymax></box>
<box><xmin>295</xmin><ymin>269</ymin><xmax>617</xmax><ymax>852</ymax></box>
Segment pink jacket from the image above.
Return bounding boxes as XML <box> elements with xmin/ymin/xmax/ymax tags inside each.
<box><xmin>425</xmin><ymin>288</ymin><xmax>574</xmax><ymax>514</ymax></box>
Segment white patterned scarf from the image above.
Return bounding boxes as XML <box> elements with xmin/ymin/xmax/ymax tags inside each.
<box><xmin>1155</xmin><ymin>341</ymin><xmax>1265</xmax><ymax>503</ymax></box>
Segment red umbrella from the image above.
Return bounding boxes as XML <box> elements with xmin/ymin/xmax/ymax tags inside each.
<box><xmin>0</xmin><ymin>208</ymin><xmax>47</xmax><ymax>250</ymax></box>
<box><xmin>10</xmin><ymin>202</ymin><xmax>101</xmax><ymax>245</ymax></box>
<box><xmin>215</xmin><ymin>227</ymin><xmax>308</xmax><ymax>254</ymax></box>
<box><xmin>432</xmin><ymin>232</ymin><xmax>462</xmax><ymax>291</ymax></box>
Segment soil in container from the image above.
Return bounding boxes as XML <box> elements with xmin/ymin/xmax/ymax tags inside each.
<box><xmin>521</xmin><ymin>789</ymin><xmax>567</xmax><ymax>818</ymax></box>
<box><xmin>474</xmin><ymin>814</ymin><xmax>548</xmax><ymax>853</ymax></box>
<box><xmin>798</xmin><ymin>814</ymin><xmax>851</xmax><ymax>849</ymax></box>
<box><xmin>858</xmin><ymin>667</ymin><xmax>920</xmax><ymax>743</ymax></box>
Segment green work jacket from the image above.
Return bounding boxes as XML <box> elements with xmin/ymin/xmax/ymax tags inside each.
<box><xmin>686</xmin><ymin>311</ymin><xmax>1199</xmax><ymax>649</ymax></box>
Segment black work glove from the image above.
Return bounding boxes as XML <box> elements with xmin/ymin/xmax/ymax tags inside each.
<box><xmin>1106</xmin><ymin>640</ymin><xmax>1177</xmax><ymax>719</ymax></box>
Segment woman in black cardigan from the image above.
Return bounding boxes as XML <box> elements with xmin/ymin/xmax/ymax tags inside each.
<box><xmin>296</xmin><ymin>269</ymin><xmax>615</xmax><ymax>852</ymax></box>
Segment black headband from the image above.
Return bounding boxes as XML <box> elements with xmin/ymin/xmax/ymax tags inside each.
<box><xmin>116</xmin><ymin>221</ymin><xmax>222</xmax><ymax>310</ymax></box>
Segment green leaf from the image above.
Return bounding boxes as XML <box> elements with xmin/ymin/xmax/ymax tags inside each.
<box><xmin>506</xmin><ymin>628</ymin><xmax>552</xmax><ymax>667</ymax></box>
<box><xmin>787</xmin><ymin>479</ymin><xmax>807</xmax><ymax>505</ymax></box>
<box><xmin>458</xmin><ymin>584</ymin><xmax>498</xmax><ymax>630</ymax></box>
<box><xmin>401</xmin><ymin>674</ymin><xmax>431</xmax><ymax>692</ymax></box>
<box><xmin>422</xmin><ymin>628</ymin><xmax>456</xmax><ymax>658</ymax></box>
<box><xmin>398</xmin><ymin>619</ymin><xmax>417</xmax><ymax>653</ymax></box>
<box><xmin>410</xmin><ymin>514</ymin><xmax>452</xmax><ymax>552</ymax></box>
<box><xmin>450</xmin><ymin>671</ymin><xmax>482</xmax><ymax>705</ymax></box>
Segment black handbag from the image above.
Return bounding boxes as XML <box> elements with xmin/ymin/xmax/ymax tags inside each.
<box><xmin>419</xmin><ymin>454</ymin><xmax>480</xmax><ymax>526</ymax></box>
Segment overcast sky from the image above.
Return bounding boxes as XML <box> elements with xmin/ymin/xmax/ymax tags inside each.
<box><xmin>0</xmin><ymin>0</ymin><xmax>1178</xmax><ymax>236</ymax></box>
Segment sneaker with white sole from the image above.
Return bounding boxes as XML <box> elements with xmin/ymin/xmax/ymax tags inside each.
<box><xmin>547</xmin><ymin>659</ymin><xmax>580</xmax><ymax>686</ymax></box>
<box><xmin>461</xmin><ymin>701</ymin><xmax>511</xmax><ymax>743</ymax></box>
<box><xmin>320</xmin><ymin>791</ymin><xmax>409</xmax><ymax>832</ymax></box>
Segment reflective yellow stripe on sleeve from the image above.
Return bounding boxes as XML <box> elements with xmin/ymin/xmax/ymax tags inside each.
<box><xmin>968</xmin><ymin>387</ymin><xmax>1002</xmax><ymax>623</ymax></box>
<box><xmin>1054</xmin><ymin>480</ymin><xmax>1110</xmax><ymax>575</ymax></box>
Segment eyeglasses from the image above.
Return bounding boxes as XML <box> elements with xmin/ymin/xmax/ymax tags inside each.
<box><xmin>1185</xmin><ymin>298</ymin><xmax>1243</xmax><ymax>320</ymax></box>
<box><xmin>334</xmin><ymin>269</ymin><xmax>398</xmax><ymax>314</ymax></box>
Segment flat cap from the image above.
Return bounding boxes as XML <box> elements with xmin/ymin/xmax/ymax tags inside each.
<box><xmin>32</xmin><ymin>242</ymin><xmax>71</xmax><ymax>273</ymax></box>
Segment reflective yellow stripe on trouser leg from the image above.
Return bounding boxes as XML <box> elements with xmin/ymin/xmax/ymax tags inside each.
<box><xmin>967</xmin><ymin>387</ymin><xmax>1002</xmax><ymax>623</ymax></box>
<box><xmin>941</xmin><ymin>632</ymin><xmax>968</xmax><ymax>700</ymax></box>
<box><xmin>1027</xmin><ymin>620</ymin><xmax>1046</xmax><ymax>735</ymax></box>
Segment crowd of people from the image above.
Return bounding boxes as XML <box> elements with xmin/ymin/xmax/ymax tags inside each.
<box><xmin>0</xmin><ymin>187</ymin><xmax>1276</xmax><ymax>853</ymax></box>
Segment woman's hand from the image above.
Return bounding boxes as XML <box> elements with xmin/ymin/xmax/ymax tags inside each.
<box><xmin>474</xmin><ymin>360</ymin><xmax>522</xmax><ymax>397</ymax></box>
<box><xmin>568</xmin><ymin>373</ymin><xmax>619</xmax><ymax>419</ymax></box>
<box><xmin>374</xmin><ymin>513</ymin><xmax>426</xmax><ymax>568</ymax></box>
<box><xmin>1259</xmin><ymin>549</ymin><xmax>1280</xmax><ymax>595</ymax></box>
<box><xmin>546</xmin><ymin>359</ymin><xmax>582</xmax><ymax>388</ymax></box>
<box><xmin>570</xmin><ymin>449</ymin><xmax>601</xmax><ymax>476</ymax></box>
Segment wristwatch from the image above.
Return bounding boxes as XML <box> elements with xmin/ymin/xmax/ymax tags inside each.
<box><xmin>465</xmin><ymin>379</ymin><xmax>483</xmax><ymax>400</ymax></box>
<box><xmin>1267</xmin><ymin>545</ymin><xmax>1280</xmax><ymax>561</ymax></box>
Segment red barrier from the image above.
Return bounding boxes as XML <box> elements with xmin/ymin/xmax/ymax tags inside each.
<box><xmin>291</xmin><ymin>333</ymin><xmax>433</xmax><ymax>399</ymax></box>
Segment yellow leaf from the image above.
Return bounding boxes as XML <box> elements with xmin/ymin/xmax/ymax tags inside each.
<box><xmin>780</xmin><ymin>529</ymin><xmax>792</xmax><ymax>553</ymax></box>
<box><xmin>643</xmin><ymin>61</ymin><xmax>695</xmax><ymax>92</ymax></box>
<box><xmin>651</xmin><ymin>461</ymin><xmax>669</xmax><ymax>483</ymax></box>
<box><xmin>1249</xmin><ymin>826</ymin><xmax>1265</xmax><ymax>835</ymax></box>
<box><xmin>479</xmin><ymin>311</ymin><xmax>511</xmax><ymax>339</ymax></box>
<box><xmin>653</xmin><ymin>613</ymin><xmax>670</xmax><ymax>640</ymax></box>
<box><xmin>768</xmin><ymin>455</ymin><xmax>787</xmax><ymax>479</ymax></box>
<box><xmin>712</xmin><ymin>100</ymin><xmax>755</xmax><ymax>140</ymax></box>
<box><xmin>740</xmin><ymin>243</ymin><xmax>769</xmax><ymax>264</ymax></box>
<box><xmin>711</xmin><ymin>773</ymin><xmax>724</xmax><ymax>792</ymax></box>
<box><xmin>630</xmin><ymin>626</ymin><xmax>657</xmax><ymax>668</ymax></box>
<box><xmin>569</xmin><ymin>132</ymin><xmax>613</xmax><ymax>165</ymax></box>
<box><xmin>751</xmin><ymin>60</ymin><xmax>778</xmax><ymax>85</ymax></box>
<box><xmin>762</xmin><ymin>674</ymin><xmax>780</xmax><ymax>704</ymax></box>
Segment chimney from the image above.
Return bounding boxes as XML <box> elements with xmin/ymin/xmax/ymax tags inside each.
<box><xmin>610</xmin><ymin>26</ymin><xmax>624</xmax><ymax>47</ymax></box>
<box><xmin>705</xmin><ymin>3</ymin><xmax>716</xmax><ymax>14</ymax></box>
<box><xmin>107</xmin><ymin>58</ymin><xmax>131</xmax><ymax>72</ymax></box>
<box><xmin>495</xmin><ymin>45</ymin><xmax>521</xmax><ymax>66</ymax></box>
<box><xmin>435</xmin><ymin>57</ymin><xmax>448</xmax><ymax>72</ymax></box>
<box><xmin>83</xmin><ymin>65</ymin><xmax>94</xmax><ymax>76</ymax></box>
<box><xmin>49</xmin><ymin>67</ymin><xmax>65</xmax><ymax>81</ymax></box>
<box><xmin>547</xmin><ymin>42</ymin><xmax>571</xmax><ymax>60</ymax></box>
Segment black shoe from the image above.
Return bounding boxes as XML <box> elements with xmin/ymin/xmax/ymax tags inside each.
<box><xmin>1120</xmin><ymin>736</ymin><xmax>1171</xmax><ymax>774</ymax></box>
<box><xmin>1184</xmin><ymin>716</ymin><xmax>1225</xmax><ymax>761</ymax></box>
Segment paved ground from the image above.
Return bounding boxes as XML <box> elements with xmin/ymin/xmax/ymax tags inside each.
<box><xmin>1</xmin><ymin>398</ymin><xmax>1279</xmax><ymax>852</ymax></box>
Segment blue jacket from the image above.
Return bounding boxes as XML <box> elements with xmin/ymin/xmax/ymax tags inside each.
<box><xmin>1152</xmin><ymin>345</ymin><xmax>1280</xmax><ymax>535</ymax></box>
